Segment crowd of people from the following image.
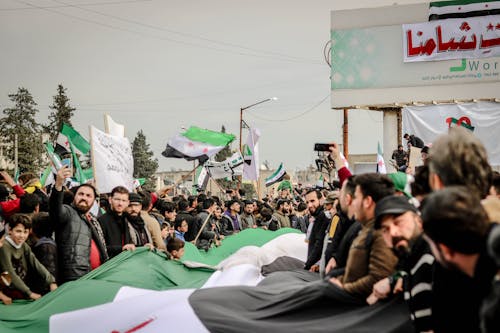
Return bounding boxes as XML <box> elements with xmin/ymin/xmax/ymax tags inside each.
<box><xmin>0</xmin><ymin>127</ymin><xmax>499</xmax><ymax>332</ymax></box>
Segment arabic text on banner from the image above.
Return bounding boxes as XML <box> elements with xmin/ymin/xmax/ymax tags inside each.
<box><xmin>403</xmin><ymin>15</ymin><xmax>500</xmax><ymax>62</ymax></box>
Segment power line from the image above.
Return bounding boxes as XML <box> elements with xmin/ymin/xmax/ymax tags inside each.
<box><xmin>52</xmin><ymin>0</ymin><xmax>321</xmax><ymax>64</ymax></box>
<box><xmin>246</xmin><ymin>94</ymin><xmax>330</xmax><ymax>122</ymax></box>
<box><xmin>0</xmin><ymin>0</ymin><xmax>152</xmax><ymax>11</ymax></box>
<box><xmin>12</xmin><ymin>0</ymin><xmax>323</xmax><ymax>65</ymax></box>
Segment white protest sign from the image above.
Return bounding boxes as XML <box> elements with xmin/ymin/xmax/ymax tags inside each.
<box><xmin>90</xmin><ymin>126</ymin><xmax>134</xmax><ymax>193</ymax></box>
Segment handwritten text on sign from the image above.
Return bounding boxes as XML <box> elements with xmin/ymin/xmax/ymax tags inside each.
<box><xmin>403</xmin><ymin>15</ymin><xmax>500</xmax><ymax>63</ymax></box>
<box><xmin>91</xmin><ymin>126</ymin><xmax>134</xmax><ymax>193</ymax></box>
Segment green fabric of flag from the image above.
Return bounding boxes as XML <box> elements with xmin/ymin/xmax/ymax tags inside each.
<box><xmin>39</xmin><ymin>166</ymin><xmax>52</xmax><ymax>187</ymax></box>
<box><xmin>61</xmin><ymin>123</ymin><xmax>90</xmax><ymax>155</ymax></box>
<box><xmin>43</xmin><ymin>142</ymin><xmax>62</xmax><ymax>170</ymax></box>
<box><xmin>182</xmin><ymin>126</ymin><xmax>235</xmax><ymax>147</ymax></box>
<box><xmin>429</xmin><ymin>0</ymin><xmax>500</xmax><ymax>19</ymax></box>
<box><xmin>69</xmin><ymin>141</ymin><xmax>87</xmax><ymax>184</ymax></box>
<box><xmin>0</xmin><ymin>228</ymin><xmax>300</xmax><ymax>333</ymax></box>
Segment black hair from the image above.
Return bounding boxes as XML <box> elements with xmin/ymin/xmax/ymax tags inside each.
<box><xmin>177</xmin><ymin>199</ymin><xmax>189</xmax><ymax>212</ymax></box>
<box><xmin>167</xmin><ymin>237</ymin><xmax>185</xmax><ymax>252</ymax></box>
<box><xmin>8</xmin><ymin>213</ymin><xmax>32</xmax><ymax>230</ymax></box>
<box><xmin>158</xmin><ymin>200</ymin><xmax>176</xmax><ymax>215</ymax></box>
<box><xmin>354</xmin><ymin>173</ymin><xmax>395</xmax><ymax>203</ymax></box>
<box><xmin>75</xmin><ymin>183</ymin><xmax>98</xmax><ymax>199</ymax></box>
<box><xmin>421</xmin><ymin>186</ymin><xmax>489</xmax><ymax>254</ymax></box>
<box><xmin>31</xmin><ymin>212</ymin><xmax>53</xmax><ymax>238</ymax></box>
<box><xmin>174</xmin><ymin>216</ymin><xmax>187</xmax><ymax>230</ymax></box>
<box><xmin>20</xmin><ymin>193</ymin><xmax>40</xmax><ymax>214</ymax></box>
<box><xmin>138</xmin><ymin>190</ymin><xmax>152</xmax><ymax>208</ymax></box>
<box><xmin>202</xmin><ymin>197</ymin><xmax>216</xmax><ymax>210</ymax></box>
<box><xmin>305</xmin><ymin>188</ymin><xmax>322</xmax><ymax>200</ymax></box>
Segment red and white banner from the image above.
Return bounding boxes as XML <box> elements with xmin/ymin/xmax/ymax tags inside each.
<box><xmin>403</xmin><ymin>15</ymin><xmax>500</xmax><ymax>62</ymax></box>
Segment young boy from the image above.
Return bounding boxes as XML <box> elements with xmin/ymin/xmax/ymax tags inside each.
<box><xmin>166</xmin><ymin>237</ymin><xmax>185</xmax><ymax>260</ymax></box>
<box><xmin>174</xmin><ymin>217</ymin><xmax>188</xmax><ymax>242</ymax></box>
<box><xmin>0</xmin><ymin>222</ymin><xmax>12</xmax><ymax>304</ymax></box>
<box><xmin>0</xmin><ymin>214</ymin><xmax>57</xmax><ymax>300</ymax></box>
<box><xmin>31</xmin><ymin>212</ymin><xmax>58</xmax><ymax>291</ymax></box>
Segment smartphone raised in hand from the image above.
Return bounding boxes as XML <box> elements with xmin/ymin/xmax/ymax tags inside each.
<box><xmin>314</xmin><ymin>143</ymin><xmax>334</xmax><ymax>152</ymax></box>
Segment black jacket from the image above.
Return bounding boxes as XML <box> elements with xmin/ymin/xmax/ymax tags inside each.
<box><xmin>98</xmin><ymin>211</ymin><xmax>132</xmax><ymax>259</ymax></box>
<box><xmin>178</xmin><ymin>210</ymin><xmax>197</xmax><ymax>242</ymax></box>
<box><xmin>304</xmin><ymin>207</ymin><xmax>330</xmax><ymax>270</ymax></box>
<box><xmin>49</xmin><ymin>189</ymin><xmax>108</xmax><ymax>283</ymax></box>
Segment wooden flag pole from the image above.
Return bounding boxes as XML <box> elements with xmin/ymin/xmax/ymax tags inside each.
<box><xmin>193</xmin><ymin>212</ymin><xmax>213</xmax><ymax>245</ymax></box>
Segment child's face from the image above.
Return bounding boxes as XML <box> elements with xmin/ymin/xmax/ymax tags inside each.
<box><xmin>179</xmin><ymin>221</ymin><xmax>188</xmax><ymax>233</ymax></box>
<box><xmin>172</xmin><ymin>247</ymin><xmax>185</xmax><ymax>259</ymax></box>
<box><xmin>9</xmin><ymin>224</ymin><xmax>29</xmax><ymax>246</ymax></box>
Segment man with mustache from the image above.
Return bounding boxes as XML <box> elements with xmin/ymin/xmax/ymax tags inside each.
<box><xmin>367</xmin><ymin>195</ymin><xmax>434</xmax><ymax>333</ymax></box>
<box><xmin>49</xmin><ymin>166</ymin><xmax>108</xmax><ymax>283</ymax></box>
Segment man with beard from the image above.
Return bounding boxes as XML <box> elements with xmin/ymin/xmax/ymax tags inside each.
<box><xmin>272</xmin><ymin>199</ymin><xmax>291</xmax><ymax>229</ymax></box>
<box><xmin>240</xmin><ymin>200</ymin><xmax>257</xmax><ymax>229</ymax></box>
<box><xmin>367</xmin><ymin>195</ymin><xmax>434</xmax><ymax>333</ymax></box>
<box><xmin>324</xmin><ymin>176</ymin><xmax>361</xmax><ymax>277</ymax></box>
<box><xmin>49</xmin><ymin>166</ymin><xmax>108</xmax><ymax>283</ymax></box>
<box><xmin>422</xmin><ymin>187</ymin><xmax>498</xmax><ymax>333</ymax></box>
<box><xmin>98</xmin><ymin>186</ymin><xmax>134</xmax><ymax>259</ymax></box>
<box><xmin>303</xmin><ymin>189</ymin><xmax>330</xmax><ymax>271</ymax></box>
<box><xmin>328</xmin><ymin>173</ymin><xmax>398</xmax><ymax>299</ymax></box>
<box><xmin>125</xmin><ymin>193</ymin><xmax>153</xmax><ymax>249</ymax></box>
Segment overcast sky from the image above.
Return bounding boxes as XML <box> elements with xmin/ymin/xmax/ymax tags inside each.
<box><xmin>0</xmin><ymin>0</ymin><xmax>428</xmax><ymax>172</ymax></box>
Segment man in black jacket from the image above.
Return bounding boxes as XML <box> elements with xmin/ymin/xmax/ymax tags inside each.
<box><xmin>98</xmin><ymin>186</ymin><xmax>133</xmax><ymax>259</ymax></box>
<box><xmin>303</xmin><ymin>189</ymin><xmax>330</xmax><ymax>271</ymax></box>
<box><xmin>50</xmin><ymin>166</ymin><xmax>108</xmax><ymax>283</ymax></box>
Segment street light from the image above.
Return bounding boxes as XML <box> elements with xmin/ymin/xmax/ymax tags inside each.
<box><xmin>239</xmin><ymin>97</ymin><xmax>277</xmax><ymax>152</ymax></box>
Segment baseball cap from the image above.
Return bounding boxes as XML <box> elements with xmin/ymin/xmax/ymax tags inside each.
<box><xmin>324</xmin><ymin>193</ymin><xmax>339</xmax><ymax>205</ymax></box>
<box><xmin>375</xmin><ymin>195</ymin><xmax>418</xmax><ymax>229</ymax></box>
<box><xmin>128</xmin><ymin>192</ymin><xmax>142</xmax><ymax>204</ymax></box>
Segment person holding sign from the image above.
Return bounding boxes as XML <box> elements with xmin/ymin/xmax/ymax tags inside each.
<box><xmin>49</xmin><ymin>166</ymin><xmax>108</xmax><ymax>283</ymax></box>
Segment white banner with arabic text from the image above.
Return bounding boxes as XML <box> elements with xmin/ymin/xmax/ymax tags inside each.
<box><xmin>403</xmin><ymin>15</ymin><xmax>500</xmax><ymax>62</ymax></box>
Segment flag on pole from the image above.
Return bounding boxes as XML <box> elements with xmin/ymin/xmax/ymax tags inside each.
<box><xmin>243</xmin><ymin>128</ymin><xmax>261</xmax><ymax>181</ymax></box>
<box><xmin>40</xmin><ymin>166</ymin><xmax>53</xmax><ymax>187</ymax></box>
<box><xmin>429</xmin><ymin>0</ymin><xmax>500</xmax><ymax>20</ymax></box>
<box><xmin>162</xmin><ymin>126</ymin><xmax>235</xmax><ymax>164</ymax></box>
<box><xmin>377</xmin><ymin>142</ymin><xmax>387</xmax><ymax>174</ymax></box>
<box><xmin>104</xmin><ymin>114</ymin><xmax>125</xmax><ymax>137</ymax></box>
<box><xmin>69</xmin><ymin>140</ymin><xmax>88</xmax><ymax>184</ymax></box>
<box><xmin>43</xmin><ymin>142</ymin><xmax>63</xmax><ymax>170</ymax></box>
<box><xmin>265</xmin><ymin>163</ymin><xmax>286</xmax><ymax>187</ymax></box>
<box><xmin>133</xmin><ymin>178</ymin><xmax>146</xmax><ymax>189</ymax></box>
<box><xmin>56</xmin><ymin>123</ymin><xmax>90</xmax><ymax>156</ymax></box>
<box><xmin>194</xmin><ymin>166</ymin><xmax>209</xmax><ymax>193</ymax></box>
<box><xmin>205</xmin><ymin>152</ymin><xmax>244</xmax><ymax>180</ymax></box>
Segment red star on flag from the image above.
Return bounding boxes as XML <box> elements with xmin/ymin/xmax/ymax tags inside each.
<box><xmin>202</xmin><ymin>148</ymin><xmax>208</xmax><ymax>153</ymax></box>
<box><xmin>187</xmin><ymin>142</ymin><xmax>194</xmax><ymax>148</ymax></box>
<box><xmin>496</xmin><ymin>23</ymin><xmax>500</xmax><ymax>30</ymax></box>
<box><xmin>378</xmin><ymin>160</ymin><xmax>384</xmax><ymax>167</ymax></box>
<box><xmin>487</xmin><ymin>23</ymin><xmax>494</xmax><ymax>31</ymax></box>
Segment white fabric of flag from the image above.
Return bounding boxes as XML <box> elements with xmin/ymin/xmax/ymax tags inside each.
<box><xmin>377</xmin><ymin>142</ymin><xmax>387</xmax><ymax>174</ymax></box>
<box><xmin>243</xmin><ymin>128</ymin><xmax>261</xmax><ymax>181</ymax></box>
<box><xmin>50</xmin><ymin>233</ymin><xmax>307</xmax><ymax>333</ymax></box>
<box><xmin>205</xmin><ymin>152</ymin><xmax>244</xmax><ymax>179</ymax></box>
<box><xmin>162</xmin><ymin>126</ymin><xmax>236</xmax><ymax>164</ymax></box>
<box><xmin>265</xmin><ymin>163</ymin><xmax>286</xmax><ymax>187</ymax></box>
